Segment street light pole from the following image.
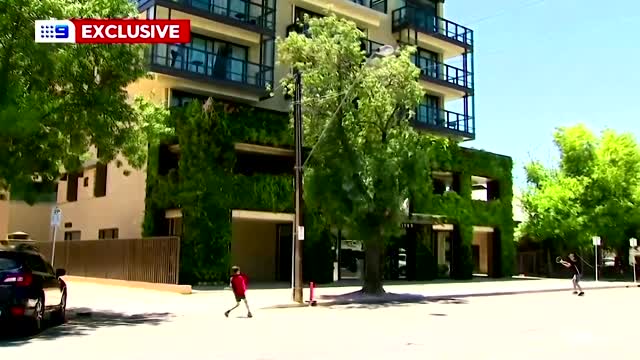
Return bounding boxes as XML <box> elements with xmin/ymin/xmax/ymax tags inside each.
<box><xmin>293</xmin><ymin>69</ymin><xmax>304</xmax><ymax>303</ymax></box>
<box><xmin>290</xmin><ymin>44</ymin><xmax>396</xmax><ymax>303</ymax></box>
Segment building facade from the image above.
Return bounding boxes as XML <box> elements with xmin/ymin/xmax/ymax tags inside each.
<box><xmin>53</xmin><ymin>0</ymin><xmax>514</xmax><ymax>284</ymax></box>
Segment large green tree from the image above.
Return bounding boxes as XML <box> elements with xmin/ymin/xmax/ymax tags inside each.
<box><xmin>519</xmin><ymin>124</ymin><xmax>640</xmax><ymax>263</ymax></box>
<box><xmin>277</xmin><ymin>15</ymin><xmax>439</xmax><ymax>294</ymax></box>
<box><xmin>0</xmin><ymin>0</ymin><xmax>170</xmax><ymax>200</ymax></box>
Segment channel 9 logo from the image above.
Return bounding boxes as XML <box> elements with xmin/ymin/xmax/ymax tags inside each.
<box><xmin>35</xmin><ymin>20</ymin><xmax>76</xmax><ymax>43</ymax></box>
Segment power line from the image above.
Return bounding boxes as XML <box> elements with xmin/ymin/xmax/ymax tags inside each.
<box><xmin>462</xmin><ymin>0</ymin><xmax>548</xmax><ymax>26</ymax></box>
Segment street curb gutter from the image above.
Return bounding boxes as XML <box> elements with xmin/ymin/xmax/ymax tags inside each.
<box><xmin>63</xmin><ymin>275</ymin><xmax>192</xmax><ymax>294</ymax></box>
<box><xmin>261</xmin><ymin>284</ymin><xmax>638</xmax><ymax>310</ymax></box>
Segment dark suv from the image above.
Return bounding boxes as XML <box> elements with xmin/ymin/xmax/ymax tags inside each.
<box><xmin>0</xmin><ymin>243</ymin><xmax>67</xmax><ymax>332</ymax></box>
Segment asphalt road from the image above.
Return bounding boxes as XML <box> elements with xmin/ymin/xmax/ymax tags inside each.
<box><xmin>1</xmin><ymin>286</ymin><xmax>639</xmax><ymax>359</ymax></box>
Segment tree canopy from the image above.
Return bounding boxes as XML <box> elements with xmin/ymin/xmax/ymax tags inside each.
<box><xmin>277</xmin><ymin>15</ymin><xmax>442</xmax><ymax>293</ymax></box>
<box><xmin>0</xmin><ymin>0</ymin><xmax>170</xmax><ymax>201</ymax></box>
<box><xmin>519</xmin><ymin>124</ymin><xmax>640</xmax><ymax>254</ymax></box>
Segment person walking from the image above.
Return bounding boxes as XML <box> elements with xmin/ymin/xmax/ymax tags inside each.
<box><xmin>224</xmin><ymin>266</ymin><xmax>253</xmax><ymax>318</ymax></box>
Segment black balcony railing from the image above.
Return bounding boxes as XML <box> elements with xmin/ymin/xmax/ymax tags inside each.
<box><xmin>414</xmin><ymin>105</ymin><xmax>474</xmax><ymax>137</ymax></box>
<box><xmin>150</xmin><ymin>44</ymin><xmax>273</xmax><ymax>90</ymax></box>
<box><xmin>349</xmin><ymin>0</ymin><xmax>387</xmax><ymax>13</ymax></box>
<box><xmin>392</xmin><ymin>5</ymin><xmax>473</xmax><ymax>47</ymax></box>
<box><xmin>138</xmin><ymin>0</ymin><xmax>276</xmax><ymax>32</ymax></box>
<box><xmin>363</xmin><ymin>39</ymin><xmax>384</xmax><ymax>56</ymax></box>
<box><xmin>413</xmin><ymin>56</ymin><xmax>473</xmax><ymax>91</ymax></box>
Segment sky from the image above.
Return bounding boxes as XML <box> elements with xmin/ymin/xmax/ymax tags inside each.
<box><xmin>444</xmin><ymin>0</ymin><xmax>640</xmax><ymax>187</ymax></box>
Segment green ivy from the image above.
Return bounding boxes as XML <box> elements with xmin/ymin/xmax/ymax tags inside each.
<box><xmin>142</xmin><ymin>100</ymin><xmax>513</xmax><ymax>284</ymax></box>
<box><xmin>142</xmin><ymin>100</ymin><xmax>331</xmax><ymax>285</ymax></box>
<box><xmin>413</xmin><ymin>146</ymin><xmax>514</xmax><ymax>279</ymax></box>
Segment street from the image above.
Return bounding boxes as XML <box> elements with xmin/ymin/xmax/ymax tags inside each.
<box><xmin>0</xmin><ymin>283</ymin><xmax>639</xmax><ymax>359</ymax></box>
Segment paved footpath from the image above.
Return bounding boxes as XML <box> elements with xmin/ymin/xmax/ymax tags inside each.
<box><xmin>1</xmin><ymin>281</ymin><xmax>638</xmax><ymax>360</ymax></box>
<box><xmin>64</xmin><ymin>277</ymin><xmax>634</xmax><ymax>315</ymax></box>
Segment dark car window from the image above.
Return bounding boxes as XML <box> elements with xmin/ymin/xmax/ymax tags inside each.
<box><xmin>0</xmin><ymin>256</ymin><xmax>20</xmax><ymax>271</ymax></box>
<box><xmin>25</xmin><ymin>254</ymin><xmax>48</xmax><ymax>273</ymax></box>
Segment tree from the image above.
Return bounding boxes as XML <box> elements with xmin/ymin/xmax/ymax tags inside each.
<box><xmin>0</xmin><ymin>0</ymin><xmax>170</xmax><ymax>201</ymax></box>
<box><xmin>519</xmin><ymin>124</ymin><xmax>640</xmax><ymax>265</ymax></box>
<box><xmin>277</xmin><ymin>15</ymin><xmax>437</xmax><ymax>294</ymax></box>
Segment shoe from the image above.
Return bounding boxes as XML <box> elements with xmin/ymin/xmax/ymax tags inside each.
<box><xmin>578</xmin><ymin>292</ymin><xmax>584</xmax><ymax>296</ymax></box>
<box><xmin>247</xmin><ymin>313</ymin><xmax>253</xmax><ymax>318</ymax></box>
<box><xmin>224</xmin><ymin>311</ymin><xmax>230</xmax><ymax>317</ymax></box>
<box><xmin>572</xmin><ymin>291</ymin><xmax>578</xmax><ymax>294</ymax></box>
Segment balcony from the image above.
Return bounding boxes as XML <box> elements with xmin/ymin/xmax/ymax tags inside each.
<box><xmin>363</xmin><ymin>39</ymin><xmax>384</xmax><ymax>56</ymax></box>
<box><xmin>137</xmin><ymin>0</ymin><xmax>276</xmax><ymax>34</ymax></box>
<box><xmin>392</xmin><ymin>5</ymin><xmax>473</xmax><ymax>49</ymax></box>
<box><xmin>149</xmin><ymin>44</ymin><xmax>273</xmax><ymax>95</ymax></box>
<box><xmin>413</xmin><ymin>105</ymin><xmax>474</xmax><ymax>140</ymax></box>
<box><xmin>413</xmin><ymin>56</ymin><xmax>473</xmax><ymax>93</ymax></box>
<box><xmin>348</xmin><ymin>0</ymin><xmax>387</xmax><ymax>13</ymax></box>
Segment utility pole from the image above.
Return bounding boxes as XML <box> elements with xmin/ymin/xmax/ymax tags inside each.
<box><xmin>293</xmin><ymin>69</ymin><xmax>304</xmax><ymax>303</ymax></box>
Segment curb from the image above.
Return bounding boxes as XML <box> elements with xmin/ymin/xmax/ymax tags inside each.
<box><xmin>261</xmin><ymin>284</ymin><xmax>638</xmax><ymax>309</ymax></box>
<box><xmin>63</xmin><ymin>275</ymin><xmax>192</xmax><ymax>294</ymax></box>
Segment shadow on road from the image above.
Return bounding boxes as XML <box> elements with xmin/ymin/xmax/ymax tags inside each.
<box><xmin>322</xmin><ymin>291</ymin><xmax>469</xmax><ymax>309</ymax></box>
<box><xmin>0</xmin><ymin>308</ymin><xmax>173</xmax><ymax>347</ymax></box>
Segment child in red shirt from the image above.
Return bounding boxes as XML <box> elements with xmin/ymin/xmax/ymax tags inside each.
<box><xmin>224</xmin><ymin>266</ymin><xmax>253</xmax><ymax>318</ymax></box>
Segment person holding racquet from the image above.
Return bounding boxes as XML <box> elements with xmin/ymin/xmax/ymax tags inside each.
<box><xmin>557</xmin><ymin>253</ymin><xmax>584</xmax><ymax>296</ymax></box>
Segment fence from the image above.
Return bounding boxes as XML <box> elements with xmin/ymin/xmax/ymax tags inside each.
<box><xmin>6</xmin><ymin>237</ymin><xmax>180</xmax><ymax>284</ymax></box>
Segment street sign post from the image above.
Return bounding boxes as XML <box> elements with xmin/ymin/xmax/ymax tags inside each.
<box><xmin>50</xmin><ymin>207</ymin><xmax>62</xmax><ymax>266</ymax></box>
<box><xmin>631</xmin><ymin>238</ymin><xmax>638</xmax><ymax>284</ymax></box>
<box><xmin>592</xmin><ymin>236</ymin><xmax>601</xmax><ymax>282</ymax></box>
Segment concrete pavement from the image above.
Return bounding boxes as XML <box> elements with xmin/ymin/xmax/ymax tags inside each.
<box><xmin>1</xmin><ymin>283</ymin><xmax>639</xmax><ymax>359</ymax></box>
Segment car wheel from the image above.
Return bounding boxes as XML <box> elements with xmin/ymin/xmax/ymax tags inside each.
<box><xmin>52</xmin><ymin>291</ymin><xmax>67</xmax><ymax>325</ymax></box>
<box><xmin>29</xmin><ymin>295</ymin><xmax>45</xmax><ymax>333</ymax></box>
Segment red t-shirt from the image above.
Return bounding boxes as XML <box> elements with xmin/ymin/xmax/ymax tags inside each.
<box><xmin>230</xmin><ymin>273</ymin><xmax>248</xmax><ymax>296</ymax></box>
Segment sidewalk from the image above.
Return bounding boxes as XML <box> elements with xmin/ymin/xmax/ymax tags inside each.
<box><xmin>251</xmin><ymin>277</ymin><xmax>639</xmax><ymax>309</ymax></box>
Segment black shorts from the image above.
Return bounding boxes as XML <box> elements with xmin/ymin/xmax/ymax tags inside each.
<box><xmin>235</xmin><ymin>294</ymin><xmax>246</xmax><ymax>302</ymax></box>
<box><xmin>572</xmin><ymin>273</ymin><xmax>581</xmax><ymax>282</ymax></box>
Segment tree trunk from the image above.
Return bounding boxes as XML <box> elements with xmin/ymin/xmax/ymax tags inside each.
<box><xmin>362</xmin><ymin>238</ymin><xmax>385</xmax><ymax>294</ymax></box>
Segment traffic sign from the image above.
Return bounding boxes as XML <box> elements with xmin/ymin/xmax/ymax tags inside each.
<box><xmin>592</xmin><ymin>236</ymin><xmax>601</xmax><ymax>246</ymax></box>
<box><xmin>631</xmin><ymin>238</ymin><xmax>638</xmax><ymax>248</ymax></box>
<box><xmin>50</xmin><ymin>207</ymin><xmax>62</xmax><ymax>227</ymax></box>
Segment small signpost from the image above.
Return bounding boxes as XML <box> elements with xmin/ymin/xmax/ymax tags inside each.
<box><xmin>592</xmin><ymin>236</ymin><xmax>601</xmax><ymax>282</ymax></box>
<box><xmin>631</xmin><ymin>238</ymin><xmax>638</xmax><ymax>284</ymax></box>
<box><xmin>50</xmin><ymin>207</ymin><xmax>62</xmax><ymax>266</ymax></box>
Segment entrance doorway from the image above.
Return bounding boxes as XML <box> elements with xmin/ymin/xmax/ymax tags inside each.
<box><xmin>276</xmin><ymin>223</ymin><xmax>292</xmax><ymax>282</ymax></box>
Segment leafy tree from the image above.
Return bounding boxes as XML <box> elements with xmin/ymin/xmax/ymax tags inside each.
<box><xmin>519</xmin><ymin>124</ymin><xmax>640</xmax><ymax>266</ymax></box>
<box><xmin>0</xmin><ymin>0</ymin><xmax>170</xmax><ymax>201</ymax></box>
<box><xmin>277</xmin><ymin>15</ymin><xmax>438</xmax><ymax>294</ymax></box>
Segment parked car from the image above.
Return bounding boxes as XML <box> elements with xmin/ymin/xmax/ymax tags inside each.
<box><xmin>0</xmin><ymin>243</ymin><xmax>67</xmax><ymax>333</ymax></box>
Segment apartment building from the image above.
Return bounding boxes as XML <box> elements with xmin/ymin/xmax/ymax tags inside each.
<box><xmin>54</xmin><ymin>0</ymin><xmax>514</xmax><ymax>283</ymax></box>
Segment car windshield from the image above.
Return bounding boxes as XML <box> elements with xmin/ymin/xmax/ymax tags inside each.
<box><xmin>0</xmin><ymin>253</ymin><xmax>20</xmax><ymax>271</ymax></box>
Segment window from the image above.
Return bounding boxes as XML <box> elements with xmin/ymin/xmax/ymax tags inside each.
<box><xmin>417</xmin><ymin>95</ymin><xmax>441</xmax><ymax>126</ymax></box>
<box><xmin>26</xmin><ymin>255</ymin><xmax>48</xmax><ymax>273</ymax></box>
<box><xmin>66</xmin><ymin>173</ymin><xmax>80</xmax><ymax>202</ymax></box>
<box><xmin>163</xmin><ymin>35</ymin><xmax>248</xmax><ymax>82</ymax></box>
<box><xmin>0</xmin><ymin>255</ymin><xmax>19</xmax><ymax>271</ymax></box>
<box><xmin>83</xmin><ymin>177</ymin><xmax>89</xmax><ymax>187</ymax></box>
<box><xmin>413</xmin><ymin>48</ymin><xmax>439</xmax><ymax>79</ymax></box>
<box><xmin>168</xmin><ymin>218</ymin><xmax>182</xmax><ymax>237</ymax></box>
<box><xmin>94</xmin><ymin>163</ymin><xmax>107</xmax><ymax>197</ymax></box>
<box><xmin>64</xmin><ymin>231</ymin><xmax>81</xmax><ymax>241</ymax></box>
<box><xmin>170</xmin><ymin>90</ymin><xmax>209</xmax><ymax>108</ymax></box>
<box><xmin>98</xmin><ymin>228</ymin><xmax>119</xmax><ymax>240</ymax></box>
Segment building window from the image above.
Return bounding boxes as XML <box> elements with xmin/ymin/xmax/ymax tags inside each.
<box><xmin>66</xmin><ymin>172</ymin><xmax>81</xmax><ymax>202</ymax></box>
<box><xmin>168</xmin><ymin>218</ymin><xmax>183</xmax><ymax>237</ymax></box>
<box><xmin>417</xmin><ymin>95</ymin><xmax>442</xmax><ymax>126</ymax></box>
<box><xmin>83</xmin><ymin>177</ymin><xmax>89</xmax><ymax>187</ymax></box>
<box><xmin>64</xmin><ymin>231</ymin><xmax>81</xmax><ymax>241</ymax></box>
<box><xmin>98</xmin><ymin>228</ymin><xmax>119</xmax><ymax>240</ymax></box>
<box><xmin>94</xmin><ymin>163</ymin><xmax>107</xmax><ymax>197</ymax></box>
<box><xmin>160</xmin><ymin>34</ymin><xmax>248</xmax><ymax>82</ymax></box>
<box><xmin>170</xmin><ymin>90</ymin><xmax>210</xmax><ymax>108</ymax></box>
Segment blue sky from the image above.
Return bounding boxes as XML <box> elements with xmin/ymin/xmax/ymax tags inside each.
<box><xmin>445</xmin><ymin>0</ymin><xmax>640</xmax><ymax>187</ymax></box>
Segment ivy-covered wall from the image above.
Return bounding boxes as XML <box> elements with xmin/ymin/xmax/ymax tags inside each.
<box><xmin>412</xmin><ymin>145</ymin><xmax>515</xmax><ymax>279</ymax></box>
<box><xmin>142</xmin><ymin>100</ymin><xmax>513</xmax><ymax>284</ymax></box>
<box><xmin>142</xmin><ymin>100</ymin><xmax>333</xmax><ymax>285</ymax></box>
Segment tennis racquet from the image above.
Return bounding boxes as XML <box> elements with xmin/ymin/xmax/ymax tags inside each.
<box><xmin>555</xmin><ymin>256</ymin><xmax>563</xmax><ymax>263</ymax></box>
